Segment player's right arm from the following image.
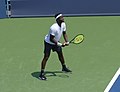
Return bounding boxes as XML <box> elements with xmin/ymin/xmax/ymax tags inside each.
<box><xmin>50</xmin><ymin>34</ymin><xmax>57</xmax><ymax>45</ymax></box>
<box><xmin>50</xmin><ymin>34</ymin><xmax>62</xmax><ymax>46</ymax></box>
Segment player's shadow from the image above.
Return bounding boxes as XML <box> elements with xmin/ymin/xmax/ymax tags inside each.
<box><xmin>31</xmin><ymin>71</ymin><xmax>70</xmax><ymax>79</ymax></box>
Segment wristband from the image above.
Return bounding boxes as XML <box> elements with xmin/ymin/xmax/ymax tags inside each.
<box><xmin>57</xmin><ymin>42</ymin><xmax>62</xmax><ymax>46</ymax></box>
<box><xmin>66</xmin><ymin>42</ymin><xmax>69</xmax><ymax>45</ymax></box>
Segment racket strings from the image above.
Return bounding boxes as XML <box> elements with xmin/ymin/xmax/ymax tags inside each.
<box><xmin>72</xmin><ymin>34</ymin><xmax>84</xmax><ymax>44</ymax></box>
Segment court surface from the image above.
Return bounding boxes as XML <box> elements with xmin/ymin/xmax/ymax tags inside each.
<box><xmin>0</xmin><ymin>16</ymin><xmax>120</xmax><ymax>92</ymax></box>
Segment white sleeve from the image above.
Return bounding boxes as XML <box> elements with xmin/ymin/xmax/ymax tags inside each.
<box><xmin>61</xmin><ymin>22</ymin><xmax>66</xmax><ymax>31</ymax></box>
<box><xmin>49</xmin><ymin>26</ymin><xmax>56</xmax><ymax>36</ymax></box>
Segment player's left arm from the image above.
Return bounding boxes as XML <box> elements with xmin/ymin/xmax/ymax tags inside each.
<box><xmin>63</xmin><ymin>31</ymin><xmax>69</xmax><ymax>46</ymax></box>
<box><xmin>63</xmin><ymin>31</ymin><xmax>68</xmax><ymax>42</ymax></box>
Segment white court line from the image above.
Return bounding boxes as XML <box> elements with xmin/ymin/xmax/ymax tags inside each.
<box><xmin>104</xmin><ymin>67</ymin><xmax>120</xmax><ymax>92</ymax></box>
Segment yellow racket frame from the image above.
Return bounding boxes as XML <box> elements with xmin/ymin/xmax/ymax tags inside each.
<box><xmin>70</xmin><ymin>34</ymin><xmax>84</xmax><ymax>44</ymax></box>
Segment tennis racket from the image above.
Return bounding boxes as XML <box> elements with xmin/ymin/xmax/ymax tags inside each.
<box><xmin>69</xmin><ymin>34</ymin><xmax>84</xmax><ymax>44</ymax></box>
<box><xmin>62</xmin><ymin>34</ymin><xmax>84</xmax><ymax>47</ymax></box>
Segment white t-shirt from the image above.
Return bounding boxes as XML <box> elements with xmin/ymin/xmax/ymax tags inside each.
<box><xmin>45</xmin><ymin>22</ymin><xmax>66</xmax><ymax>45</ymax></box>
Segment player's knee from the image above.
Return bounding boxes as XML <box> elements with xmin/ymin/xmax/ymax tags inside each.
<box><xmin>45</xmin><ymin>56</ymin><xmax>49</xmax><ymax>61</ymax></box>
<box><xmin>58</xmin><ymin>51</ymin><xmax>63</xmax><ymax>56</ymax></box>
<box><xmin>44</xmin><ymin>54</ymin><xmax>50</xmax><ymax>60</ymax></box>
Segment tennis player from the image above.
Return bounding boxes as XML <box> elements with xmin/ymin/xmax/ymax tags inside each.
<box><xmin>39</xmin><ymin>13</ymin><xmax>72</xmax><ymax>80</ymax></box>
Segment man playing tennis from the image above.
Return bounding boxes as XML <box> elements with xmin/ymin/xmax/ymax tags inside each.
<box><xmin>39</xmin><ymin>13</ymin><xmax>72</xmax><ymax>80</ymax></box>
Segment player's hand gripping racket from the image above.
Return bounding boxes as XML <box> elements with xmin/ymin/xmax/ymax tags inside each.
<box><xmin>62</xmin><ymin>34</ymin><xmax>84</xmax><ymax>47</ymax></box>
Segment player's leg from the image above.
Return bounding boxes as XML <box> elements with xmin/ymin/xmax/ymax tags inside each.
<box><xmin>39</xmin><ymin>53</ymin><xmax>50</xmax><ymax>80</ymax></box>
<box><xmin>39</xmin><ymin>41</ymin><xmax>51</xmax><ymax>80</ymax></box>
<box><xmin>56</xmin><ymin>46</ymin><xmax>72</xmax><ymax>72</ymax></box>
<box><xmin>41</xmin><ymin>53</ymin><xmax>50</xmax><ymax>73</ymax></box>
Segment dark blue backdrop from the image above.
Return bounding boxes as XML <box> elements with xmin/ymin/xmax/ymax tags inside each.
<box><xmin>0</xmin><ymin>0</ymin><xmax>6</xmax><ymax>18</ymax></box>
<box><xmin>10</xmin><ymin>0</ymin><xmax>120</xmax><ymax>17</ymax></box>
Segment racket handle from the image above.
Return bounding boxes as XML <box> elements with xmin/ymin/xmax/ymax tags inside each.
<box><xmin>62</xmin><ymin>42</ymin><xmax>69</xmax><ymax>47</ymax></box>
<box><xmin>62</xmin><ymin>45</ymin><xmax>65</xmax><ymax>47</ymax></box>
<box><xmin>69</xmin><ymin>41</ymin><xmax>71</xmax><ymax>44</ymax></box>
